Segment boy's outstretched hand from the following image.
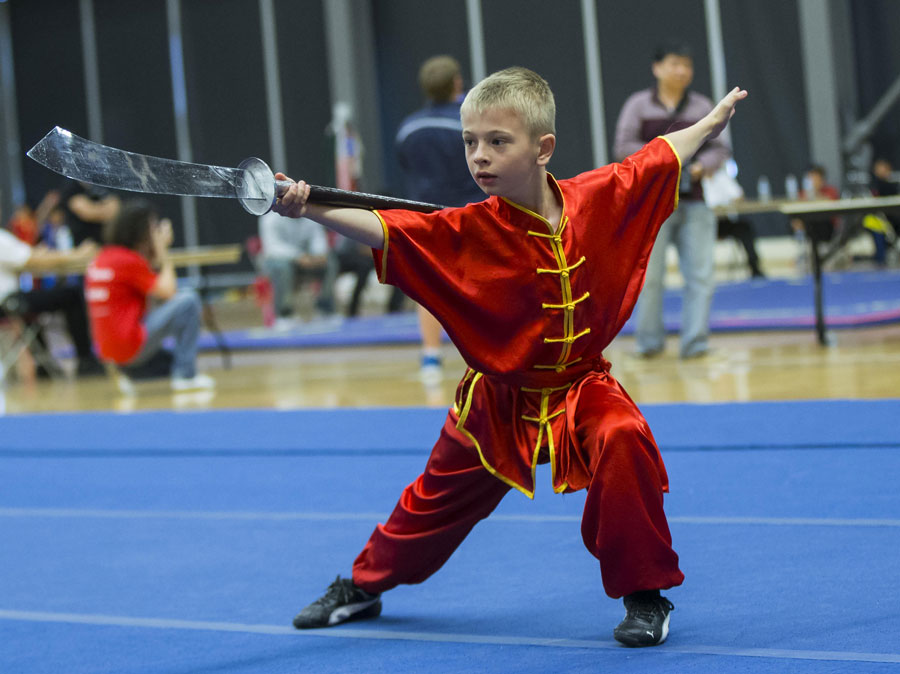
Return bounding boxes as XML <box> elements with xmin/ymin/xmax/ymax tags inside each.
<box><xmin>707</xmin><ymin>87</ymin><xmax>748</xmax><ymax>140</ymax></box>
<box><xmin>662</xmin><ymin>87</ymin><xmax>748</xmax><ymax>165</ymax></box>
<box><xmin>272</xmin><ymin>173</ymin><xmax>311</xmax><ymax>219</ymax></box>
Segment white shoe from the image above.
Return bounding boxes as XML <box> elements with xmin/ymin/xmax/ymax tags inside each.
<box><xmin>274</xmin><ymin>317</ymin><xmax>297</xmax><ymax>331</ymax></box>
<box><xmin>171</xmin><ymin>373</ymin><xmax>216</xmax><ymax>392</ymax></box>
<box><xmin>112</xmin><ymin>370</ymin><xmax>135</xmax><ymax>396</ymax></box>
<box><xmin>419</xmin><ymin>365</ymin><xmax>443</xmax><ymax>386</ymax></box>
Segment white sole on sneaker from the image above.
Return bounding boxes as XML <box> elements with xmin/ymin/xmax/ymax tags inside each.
<box><xmin>327</xmin><ymin>597</ymin><xmax>381</xmax><ymax>626</ymax></box>
<box><xmin>657</xmin><ymin>612</ymin><xmax>670</xmax><ymax>644</ymax></box>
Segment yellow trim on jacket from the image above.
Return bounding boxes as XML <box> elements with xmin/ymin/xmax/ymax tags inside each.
<box><xmin>373</xmin><ymin>210</ymin><xmax>390</xmax><ymax>280</ymax></box>
<box><xmin>658</xmin><ymin>136</ymin><xmax>683</xmax><ymax>211</ymax></box>
<box><xmin>454</xmin><ymin>371</ymin><xmax>537</xmax><ymax>498</ymax></box>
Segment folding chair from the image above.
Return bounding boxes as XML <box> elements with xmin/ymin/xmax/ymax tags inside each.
<box><xmin>0</xmin><ymin>303</ymin><xmax>64</xmax><ymax>383</ymax></box>
<box><xmin>0</xmin><ymin>314</ymin><xmax>42</xmax><ymax>382</ymax></box>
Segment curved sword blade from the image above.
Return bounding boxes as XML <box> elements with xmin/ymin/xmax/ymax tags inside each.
<box><xmin>26</xmin><ymin>127</ymin><xmax>269</xmax><ymax>201</ymax></box>
<box><xmin>26</xmin><ymin>126</ymin><xmax>447</xmax><ymax>214</ymax></box>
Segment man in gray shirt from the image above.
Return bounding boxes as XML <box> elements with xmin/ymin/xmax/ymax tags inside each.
<box><xmin>614</xmin><ymin>40</ymin><xmax>731</xmax><ymax>359</ymax></box>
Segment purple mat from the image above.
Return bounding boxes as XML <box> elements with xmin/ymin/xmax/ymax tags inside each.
<box><xmin>198</xmin><ymin>270</ymin><xmax>900</xmax><ymax>351</ymax></box>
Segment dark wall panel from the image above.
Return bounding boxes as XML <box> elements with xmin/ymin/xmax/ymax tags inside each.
<box><xmin>372</xmin><ymin>0</ymin><xmax>471</xmax><ymax>196</ymax></box>
<box><xmin>181</xmin><ymin>0</ymin><xmax>270</xmax><ymax>247</ymax></box>
<box><xmin>94</xmin><ymin>0</ymin><xmax>175</xmax><ymax>157</ymax></box>
<box><xmin>851</xmin><ymin>0</ymin><xmax>900</xmax><ymax>167</ymax></box>
<box><xmin>274</xmin><ymin>0</ymin><xmax>332</xmax><ymax>186</ymax></box>
<box><xmin>721</xmin><ymin>0</ymin><xmax>809</xmax><ymax>190</ymax></box>
<box><xmin>721</xmin><ymin>0</ymin><xmax>809</xmax><ymax>235</ymax></box>
<box><xmin>93</xmin><ymin>0</ymin><xmax>182</xmax><ymax>243</ymax></box>
<box><xmin>11</xmin><ymin>0</ymin><xmax>88</xmax><ymax>206</ymax></box>
<box><xmin>596</xmin><ymin>0</ymin><xmax>711</xmax><ymax>164</ymax></box>
<box><xmin>481</xmin><ymin>0</ymin><xmax>593</xmax><ymax>180</ymax></box>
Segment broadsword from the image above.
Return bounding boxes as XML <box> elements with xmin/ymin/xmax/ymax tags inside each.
<box><xmin>26</xmin><ymin>127</ymin><xmax>445</xmax><ymax>215</ymax></box>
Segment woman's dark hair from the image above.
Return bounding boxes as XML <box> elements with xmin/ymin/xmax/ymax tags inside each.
<box><xmin>104</xmin><ymin>199</ymin><xmax>158</xmax><ymax>249</ymax></box>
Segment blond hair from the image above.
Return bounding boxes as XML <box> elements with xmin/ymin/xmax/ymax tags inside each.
<box><xmin>419</xmin><ymin>55</ymin><xmax>462</xmax><ymax>103</ymax></box>
<box><xmin>460</xmin><ymin>67</ymin><xmax>556</xmax><ymax>137</ymax></box>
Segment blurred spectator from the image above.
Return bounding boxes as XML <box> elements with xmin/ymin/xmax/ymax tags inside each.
<box><xmin>7</xmin><ymin>204</ymin><xmax>39</xmax><ymax>245</ymax></box>
<box><xmin>40</xmin><ymin>206</ymin><xmax>73</xmax><ymax>252</ymax></box>
<box><xmin>60</xmin><ymin>180</ymin><xmax>120</xmax><ymax>245</ymax></box>
<box><xmin>868</xmin><ymin>158</ymin><xmax>898</xmax><ymax>266</ymax></box>
<box><xmin>85</xmin><ymin>200</ymin><xmax>213</xmax><ymax>393</ymax></box>
<box><xmin>0</xmin><ymin>223</ymin><xmax>104</xmax><ymax>377</ymax></box>
<box><xmin>614</xmin><ymin>40</ymin><xmax>730</xmax><ymax>359</ymax></box>
<box><xmin>395</xmin><ymin>55</ymin><xmax>485</xmax><ymax>382</ymax></box>
<box><xmin>35</xmin><ymin>206</ymin><xmax>75</xmax><ymax>290</ymax></box>
<box><xmin>317</xmin><ymin>235</ymin><xmax>375</xmax><ymax>318</ymax></box>
<box><xmin>791</xmin><ymin>165</ymin><xmax>840</xmax><ymax>245</ymax></box>
<box><xmin>257</xmin><ymin>211</ymin><xmax>329</xmax><ymax>327</ymax></box>
<box><xmin>704</xmin><ymin>161</ymin><xmax>766</xmax><ymax>278</ymax></box>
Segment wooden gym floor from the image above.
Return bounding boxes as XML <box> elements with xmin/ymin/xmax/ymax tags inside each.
<box><xmin>1</xmin><ymin>307</ymin><xmax>897</xmax><ymax>415</ymax></box>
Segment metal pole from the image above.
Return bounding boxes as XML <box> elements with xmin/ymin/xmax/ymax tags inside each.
<box><xmin>704</xmin><ymin>0</ymin><xmax>727</xmax><ymax>102</ymax></box>
<box><xmin>466</xmin><ymin>0</ymin><xmax>486</xmax><ymax>83</ymax></box>
<box><xmin>580</xmin><ymin>0</ymin><xmax>607</xmax><ymax>167</ymax></box>
<box><xmin>0</xmin><ymin>2</ymin><xmax>25</xmax><ymax>212</ymax></box>
<box><xmin>79</xmin><ymin>0</ymin><xmax>103</xmax><ymax>142</ymax></box>
<box><xmin>322</xmin><ymin>0</ymin><xmax>383</xmax><ymax>191</ymax></box>
<box><xmin>166</xmin><ymin>0</ymin><xmax>200</xmax><ymax>277</ymax></box>
<box><xmin>259</xmin><ymin>0</ymin><xmax>287</xmax><ymax>173</ymax></box>
<box><xmin>798</xmin><ymin>0</ymin><xmax>844</xmax><ymax>192</ymax></box>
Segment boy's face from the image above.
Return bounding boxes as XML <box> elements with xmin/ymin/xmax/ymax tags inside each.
<box><xmin>652</xmin><ymin>54</ymin><xmax>693</xmax><ymax>93</ymax></box>
<box><xmin>461</xmin><ymin>106</ymin><xmax>547</xmax><ymax>200</ymax></box>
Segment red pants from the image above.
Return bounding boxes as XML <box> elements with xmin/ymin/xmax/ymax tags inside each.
<box><xmin>352</xmin><ymin>383</ymin><xmax>684</xmax><ymax>599</ymax></box>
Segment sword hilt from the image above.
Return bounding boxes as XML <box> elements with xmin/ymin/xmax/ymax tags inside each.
<box><xmin>244</xmin><ymin>156</ymin><xmax>450</xmax><ymax>215</ymax></box>
<box><xmin>302</xmin><ymin>184</ymin><xmax>445</xmax><ymax>213</ymax></box>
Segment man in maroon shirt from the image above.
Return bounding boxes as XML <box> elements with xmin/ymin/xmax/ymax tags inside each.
<box><xmin>614</xmin><ymin>41</ymin><xmax>731</xmax><ymax>359</ymax></box>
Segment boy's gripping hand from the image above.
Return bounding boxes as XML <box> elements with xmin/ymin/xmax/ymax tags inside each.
<box><xmin>706</xmin><ymin>87</ymin><xmax>748</xmax><ymax>140</ymax></box>
<box><xmin>268</xmin><ymin>172</ymin><xmax>386</xmax><ymax>249</ymax></box>
<box><xmin>272</xmin><ymin>173</ymin><xmax>311</xmax><ymax>219</ymax></box>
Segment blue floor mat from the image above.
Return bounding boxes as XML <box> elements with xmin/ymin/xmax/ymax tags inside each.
<box><xmin>1</xmin><ymin>401</ymin><xmax>899</xmax><ymax>672</ymax></box>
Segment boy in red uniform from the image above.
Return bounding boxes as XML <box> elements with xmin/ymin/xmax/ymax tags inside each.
<box><xmin>84</xmin><ymin>200</ymin><xmax>214</xmax><ymax>393</ymax></box>
<box><xmin>275</xmin><ymin>68</ymin><xmax>747</xmax><ymax>647</ymax></box>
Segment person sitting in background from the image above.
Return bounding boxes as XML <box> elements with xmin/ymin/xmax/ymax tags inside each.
<box><xmin>791</xmin><ymin>165</ymin><xmax>840</xmax><ymax>242</ymax></box>
<box><xmin>258</xmin><ymin>210</ymin><xmax>330</xmax><ymax>328</ymax></box>
<box><xmin>84</xmin><ymin>199</ymin><xmax>214</xmax><ymax>393</ymax></box>
<box><xmin>60</xmin><ymin>180</ymin><xmax>120</xmax><ymax>245</ymax></box>
<box><xmin>704</xmin><ymin>160</ymin><xmax>766</xmax><ymax>279</ymax></box>
<box><xmin>315</xmin><ymin>234</ymin><xmax>376</xmax><ymax>318</ymax></box>
<box><xmin>7</xmin><ymin>203</ymin><xmax>39</xmax><ymax>245</ymax></box>
<box><xmin>868</xmin><ymin>157</ymin><xmax>898</xmax><ymax>266</ymax></box>
<box><xmin>788</xmin><ymin>165</ymin><xmax>841</xmax><ymax>272</ymax></box>
<box><xmin>0</xmin><ymin>221</ymin><xmax>104</xmax><ymax>377</ymax></box>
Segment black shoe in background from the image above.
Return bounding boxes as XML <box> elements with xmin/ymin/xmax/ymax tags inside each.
<box><xmin>76</xmin><ymin>357</ymin><xmax>107</xmax><ymax>377</ymax></box>
<box><xmin>122</xmin><ymin>349</ymin><xmax>174</xmax><ymax>380</ymax></box>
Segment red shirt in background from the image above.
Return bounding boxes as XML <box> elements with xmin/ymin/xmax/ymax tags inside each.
<box><xmin>85</xmin><ymin>246</ymin><xmax>157</xmax><ymax>363</ymax></box>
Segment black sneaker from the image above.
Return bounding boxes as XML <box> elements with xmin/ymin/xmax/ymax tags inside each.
<box><xmin>76</xmin><ymin>357</ymin><xmax>107</xmax><ymax>377</ymax></box>
<box><xmin>292</xmin><ymin>576</ymin><xmax>382</xmax><ymax>629</ymax></box>
<box><xmin>613</xmin><ymin>591</ymin><xmax>674</xmax><ymax>647</ymax></box>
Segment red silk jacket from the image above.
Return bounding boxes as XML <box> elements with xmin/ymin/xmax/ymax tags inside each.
<box><xmin>373</xmin><ymin>137</ymin><xmax>681</xmax><ymax>498</ymax></box>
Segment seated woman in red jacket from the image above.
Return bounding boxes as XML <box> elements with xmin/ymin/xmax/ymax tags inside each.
<box><xmin>84</xmin><ymin>200</ymin><xmax>214</xmax><ymax>393</ymax></box>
